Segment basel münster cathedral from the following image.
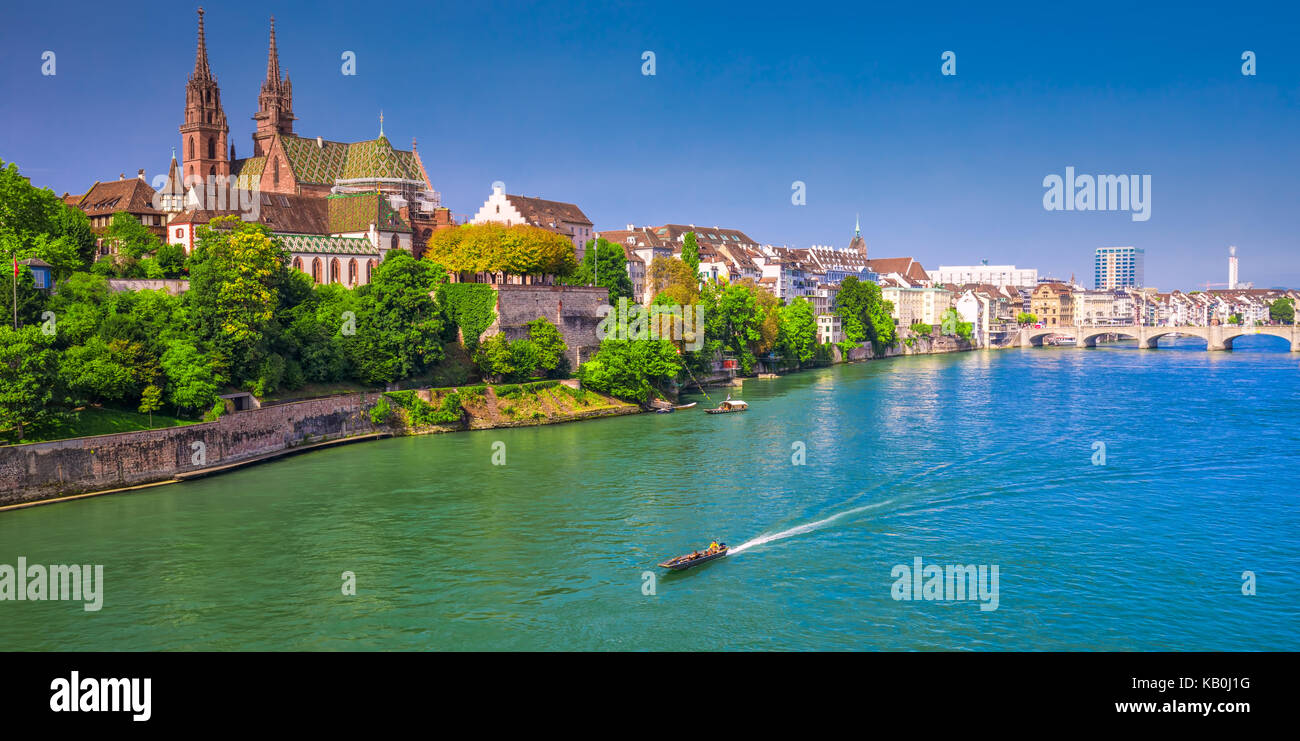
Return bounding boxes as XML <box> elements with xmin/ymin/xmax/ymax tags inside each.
<box><xmin>162</xmin><ymin>8</ymin><xmax>452</xmax><ymax>287</ymax></box>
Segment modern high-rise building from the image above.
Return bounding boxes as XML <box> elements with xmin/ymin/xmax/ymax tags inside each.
<box><xmin>1094</xmin><ymin>246</ymin><xmax>1144</xmax><ymax>290</ymax></box>
<box><xmin>1228</xmin><ymin>245</ymin><xmax>1239</xmax><ymax>289</ymax></box>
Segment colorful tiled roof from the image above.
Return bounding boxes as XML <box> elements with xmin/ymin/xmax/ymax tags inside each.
<box><xmin>275</xmin><ymin>233</ymin><xmax>378</xmax><ymax>256</ymax></box>
<box><xmin>326</xmin><ymin>191</ymin><xmax>412</xmax><ymax>234</ymax></box>
<box><xmin>279</xmin><ymin>134</ymin><xmax>423</xmax><ymax>186</ymax></box>
<box><xmin>230</xmin><ymin>156</ymin><xmax>266</xmax><ymax>191</ymax></box>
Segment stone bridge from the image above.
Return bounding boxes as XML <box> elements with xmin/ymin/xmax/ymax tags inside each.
<box><xmin>1017</xmin><ymin>325</ymin><xmax>1300</xmax><ymax>351</ymax></box>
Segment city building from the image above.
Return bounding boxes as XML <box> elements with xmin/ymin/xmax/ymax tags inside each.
<box><xmin>1031</xmin><ymin>282</ymin><xmax>1075</xmax><ymax>327</ymax></box>
<box><xmin>932</xmin><ymin>263</ymin><xmax>1038</xmax><ymax>288</ymax></box>
<box><xmin>817</xmin><ymin>313</ymin><xmax>843</xmax><ymax>345</ymax></box>
<box><xmin>471</xmin><ymin>184</ymin><xmax>594</xmax><ymax>262</ymax></box>
<box><xmin>1228</xmin><ymin>245</ymin><xmax>1239</xmax><ymax>289</ymax></box>
<box><xmin>62</xmin><ymin>172</ymin><xmax>167</xmax><ymax>250</ymax></box>
<box><xmin>882</xmin><ymin>284</ymin><xmax>952</xmax><ymax>328</ymax></box>
<box><xmin>1094</xmin><ymin>246</ymin><xmax>1145</xmax><ymax>290</ymax></box>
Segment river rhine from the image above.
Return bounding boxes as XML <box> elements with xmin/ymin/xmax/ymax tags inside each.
<box><xmin>2</xmin><ymin>337</ymin><xmax>1297</xmax><ymax>650</ymax></box>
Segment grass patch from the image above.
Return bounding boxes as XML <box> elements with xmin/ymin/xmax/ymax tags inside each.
<box><xmin>26</xmin><ymin>405</ymin><xmax>197</xmax><ymax>443</ymax></box>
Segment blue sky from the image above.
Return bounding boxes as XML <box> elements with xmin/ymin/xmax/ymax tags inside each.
<box><xmin>2</xmin><ymin>0</ymin><xmax>1297</xmax><ymax>288</ymax></box>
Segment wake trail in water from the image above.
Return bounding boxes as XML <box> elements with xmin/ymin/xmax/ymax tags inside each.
<box><xmin>729</xmin><ymin>499</ymin><xmax>894</xmax><ymax>555</ymax></box>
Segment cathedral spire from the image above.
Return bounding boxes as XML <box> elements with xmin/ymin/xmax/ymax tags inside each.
<box><xmin>264</xmin><ymin>16</ymin><xmax>281</xmax><ymax>89</ymax></box>
<box><xmin>855</xmin><ymin>213</ymin><xmax>860</xmax><ymax>237</ymax></box>
<box><xmin>193</xmin><ymin>7</ymin><xmax>212</xmax><ymax>79</ymax></box>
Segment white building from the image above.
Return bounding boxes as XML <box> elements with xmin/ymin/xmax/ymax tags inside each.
<box><xmin>932</xmin><ymin>264</ymin><xmax>1038</xmax><ymax>288</ymax></box>
<box><xmin>471</xmin><ymin>184</ymin><xmax>594</xmax><ymax>262</ymax></box>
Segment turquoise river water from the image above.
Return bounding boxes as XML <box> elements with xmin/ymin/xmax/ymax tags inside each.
<box><xmin>1</xmin><ymin>337</ymin><xmax>1297</xmax><ymax>650</ymax></box>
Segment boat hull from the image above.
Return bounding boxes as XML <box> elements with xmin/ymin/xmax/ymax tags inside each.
<box><xmin>658</xmin><ymin>546</ymin><xmax>728</xmax><ymax>570</ymax></box>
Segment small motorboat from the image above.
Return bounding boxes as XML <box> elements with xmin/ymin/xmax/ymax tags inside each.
<box><xmin>673</xmin><ymin>401</ymin><xmax>698</xmax><ymax>410</ymax></box>
<box><xmin>658</xmin><ymin>544</ymin><xmax>728</xmax><ymax>571</ymax></box>
<box><xmin>705</xmin><ymin>398</ymin><xmax>748</xmax><ymax>414</ymax></box>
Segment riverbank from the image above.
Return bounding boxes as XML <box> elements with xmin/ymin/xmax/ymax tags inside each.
<box><xmin>0</xmin><ymin>335</ymin><xmax>976</xmax><ymax>508</ymax></box>
<box><xmin>0</xmin><ymin>382</ymin><xmax>637</xmax><ymax>509</ymax></box>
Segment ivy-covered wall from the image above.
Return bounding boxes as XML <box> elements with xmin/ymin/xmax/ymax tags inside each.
<box><xmin>436</xmin><ymin>283</ymin><xmax>498</xmax><ymax>349</ymax></box>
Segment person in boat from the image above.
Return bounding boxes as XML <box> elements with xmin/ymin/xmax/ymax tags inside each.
<box><xmin>708</xmin><ymin>540</ymin><xmax>720</xmax><ymax>554</ymax></box>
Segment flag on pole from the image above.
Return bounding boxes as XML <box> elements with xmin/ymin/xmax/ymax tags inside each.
<box><xmin>11</xmin><ymin>258</ymin><xmax>16</xmax><ymax>277</ymax></box>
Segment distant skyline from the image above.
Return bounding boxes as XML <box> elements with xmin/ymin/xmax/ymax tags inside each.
<box><xmin>1</xmin><ymin>0</ymin><xmax>1297</xmax><ymax>288</ymax></box>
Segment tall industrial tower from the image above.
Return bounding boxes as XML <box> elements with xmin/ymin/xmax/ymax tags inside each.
<box><xmin>1228</xmin><ymin>245</ymin><xmax>1239</xmax><ymax>289</ymax></box>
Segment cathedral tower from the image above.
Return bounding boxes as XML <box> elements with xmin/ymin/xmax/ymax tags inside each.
<box><xmin>252</xmin><ymin>16</ymin><xmax>295</xmax><ymax>157</ymax></box>
<box><xmin>180</xmin><ymin>8</ymin><xmax>230</xmax><ymax>182</ymax></box>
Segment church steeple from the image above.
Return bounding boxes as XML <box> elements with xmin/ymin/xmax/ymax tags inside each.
<box><xmin>193</xmin><ymin>7</ymin><xmax>211</xmax><ymax>79</ymax></box>
<box><xmin>181</xmin><ymin>7</ymin><xmax>229</xmax><ymax>183</ymax></box>
<box><xmin>253</xmin><ymin>15</ymin><xmax>295</xmax><ymax>157</ymax></box>
<box><xmin>265</xmin><ymin>15</ymin><xmax>281</xmax><ymax>85</ymax></box>
<box><xmin>847</xmin><ymin>213</ymin><xmax>867</xmax><ymax>257</ymax></box>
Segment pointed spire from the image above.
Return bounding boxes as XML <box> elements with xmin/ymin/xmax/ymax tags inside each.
<box><xmin>193</xmin><ymin>7</ymin><xmax>212</xmax><ymax>79</ymax></box>
<box><xmin>379</xmin><ymin>110</ymin><xmax>384</xmax><ymax>137</ymax></box>
<box><xmin>264</xmin><ymin>16</ymin><xmax>281</xmax><ymax>89</ymax></box>
<box><xmin>855</xmin><ymin>213</ymin><xmax>860</xmax><ymax>236</ymax></box>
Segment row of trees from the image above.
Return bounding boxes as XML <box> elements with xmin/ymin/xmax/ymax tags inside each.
<box><xmin>424</xmin><ymin>222</ymin><xmax>577</xmax><ymax>280</ymax></box>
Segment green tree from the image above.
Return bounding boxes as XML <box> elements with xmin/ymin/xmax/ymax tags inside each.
<box><xmin>777</xmin><ymin>297</ymin><xmax>818</xmax><ymax>365</ymax></box>
<box><xmin>1017</xmin><ymin>312</ymin><xmax>1038</xmax><ymax>326</ymax></box>
<box><xmin>185</xmin><ymin>217</ymin><xmax>287</xmax><ymax>386</ymax></box>
<box><xmin>160</xmin><ymin>340</ymin><xmax>220</xmax><ymax>414</ymax></box>
<box><xmin>681</xmin><ymin>231</ymin><xmax>700</xmax><ymax>277</ymax></box>
<box><xmin>347</xmin><ymin>250</ymin><xmax>448</xmax><ymax>385</ymax></box>
<box><xmin>701</xmin><ymin>281</ymin><xmax>764</xmax><ymax>374</ymax></box>
<box><xmin>578</xmin><ymin>338</ymin><xmax>682</xmax><ymax>403</ymax></box>
<box><xmin>525</xmin><ymin>317</ymin><xmax>568</xmax><ymax>377</ymax></box>
<box><xmin>562</xmin><ymin>237</ymin><xmax>633</xmax><ymax>302</ymax></box>
<box><xmin>835</xmin><ymin>276</ymin><xmax>896</xmax><ymax>354</ymax></box>
<box><xmin>1268</xmin><ymin>298</ymin><xmax>1294</xmax><ymax>324</ymax></box>
<box><xmin>105</xmin><ymin>212</ymin><xmax>161</xmax><ymax>259</ymax></box>
<box><xmin>138</xmin><ymin>384</ymin><xmax>163</xmax><ymax>427</ymax></box>
<box><xmin>0</xmin><ymin>325</ymin><xmax>60</xmax><ymax>441</ymax></box>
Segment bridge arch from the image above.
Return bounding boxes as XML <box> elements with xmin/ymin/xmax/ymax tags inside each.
<box><xmin>1080</xmin><ymin>328</ymin><xmax>1141</xmax><ymax>347</ymax></box>
<box><xmin>1221</xmin><ymin>328</ymin><xmax>1295</xmax><ymax>350</ymax></box>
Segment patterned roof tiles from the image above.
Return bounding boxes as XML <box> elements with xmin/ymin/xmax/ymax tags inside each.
<box><xmin>275</xmin><ymin>233</ymin><xmax>378</xmax><ymax>256</ymax></box>
<box><xmin>279</xmin><ymin>134</ymin><xmax>423</xmax><ymax>186</ymax></box>
<box><xmin>326</xmin><ymin>191</ymin><xmax>411</xmax><ymax>234</ymax></box>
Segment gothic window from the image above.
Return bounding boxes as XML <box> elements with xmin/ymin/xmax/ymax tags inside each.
<box><xmin>367</xmin><ymin>259</ymin><xmax>376</xmax><ymax>283</ymax></box>
<box><xmin>349</xmin><ymin>259</ymin><xmax>358</xmax><ymax>285</ymax></box>
<box><xmin>208</xmin><ymin>166</ymin><xmax>215</xmax><ymax>178</ymax></box>
<box><xmin>390</xmin><ymin>234</ymin><xmax>398</xmax><ymax>250</ymax></box>
<box><xmin>273</xmin><ymin>159</ymin><xmax>279</xmax><ymax>187</ymax></box>
<box><xmin>330</xmin><ymin>258</ymin><xmax>341</xmax><ymax>284</ymax></box>
<box><xmin>292</xmin><ymin>257</ymin><xmax>302</xmax><ymax>272</ymax></box>
<box><xmin>207</xmin><ymin>137</ymin><xmax>215</xmax><ymax>160</ymax></box>
<box><xmin>312</xmin><ymin>258</ymin><xmax>322</xmax><ymax>284</ymax></box>
<box><xmin>189</xmin><ymin>138</ymin><xmax>195</xmax><ymax>159</ymax></box>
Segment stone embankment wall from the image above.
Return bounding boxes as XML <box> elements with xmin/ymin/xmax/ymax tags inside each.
<box><xmin>488</xmin><ymin>284</ymin><xmax>608</xmax><ymax>367</ymax></box>
<box><xmin>0</xmin><ymin>393</ymin><xmax>380</xmax><ymax>506</ymax></box>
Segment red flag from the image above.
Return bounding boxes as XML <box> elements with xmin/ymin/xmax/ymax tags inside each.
<box><xmin>11</xmin><ymin>258</ymin><xmax>16</xmax><ymax>277</ymax></box>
